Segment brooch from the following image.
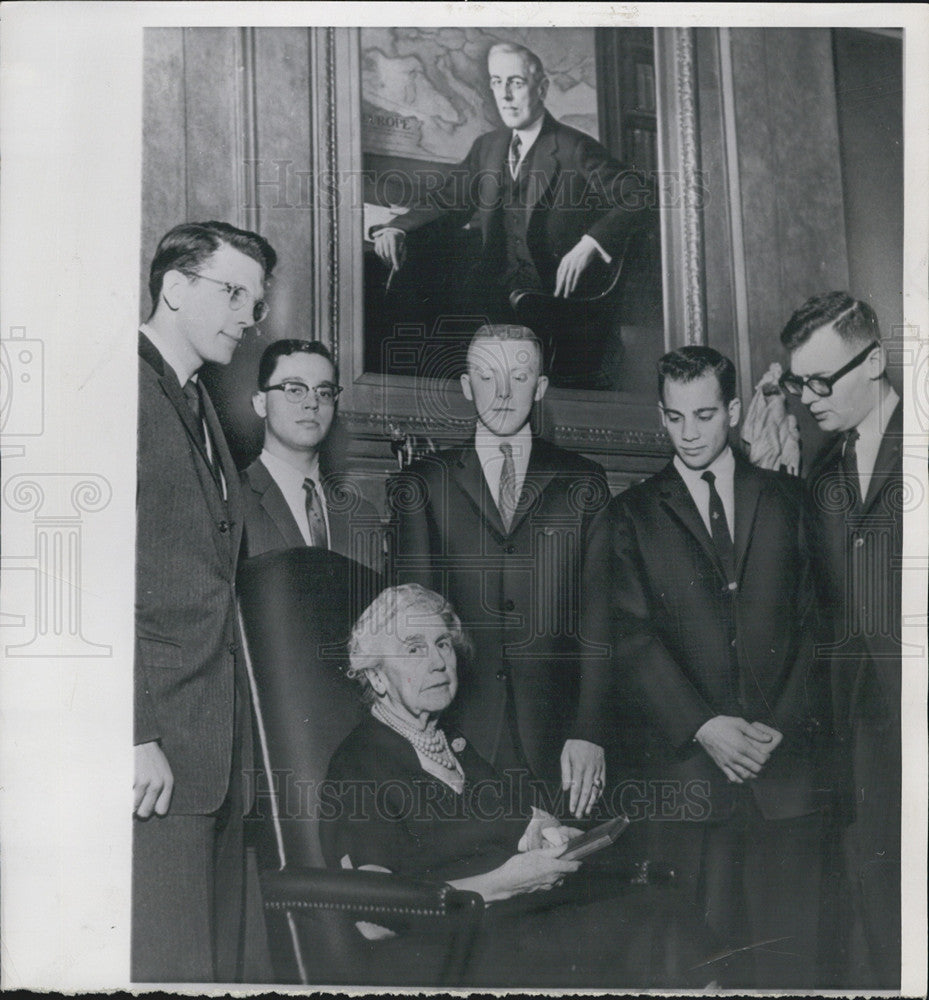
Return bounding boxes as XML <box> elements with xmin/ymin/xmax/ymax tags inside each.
<box><xmin>451</xmin><ymin>737</ymin><xmax>466</xmax><ymax>753</ymax></box>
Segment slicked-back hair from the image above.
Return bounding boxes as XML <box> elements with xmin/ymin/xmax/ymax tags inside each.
<box><xmin>779</xmin><ymin>291</ymin><xmax>881</xmax><ymax>351</ymax></box>
<box><xmin>257</xmin><ymin>338</ymin><xmax>336</xmax><ymax>390</ymax></box>
<box><xmin>657</xmin><ymin>346</ymin><xmax>737</xmax><ymax>406</ymax></box>
<box><xmin>487</xmin><ymin>41</ymin><xmax>545</xmax><ymax>83</ymax></box>
<box><xmin>147</xmin><ymin>220</ymin><xmax>277</xmax><ymax>316</ymax></box>
<box><xmin>346</xmin><ymin>584</ymin><xmax>470</xmax><ymax>707</ymax></box>
<box><xmin>468</xmin><ymin>323</ymin><xmax>545</xmax><ymax>373</ymax></box>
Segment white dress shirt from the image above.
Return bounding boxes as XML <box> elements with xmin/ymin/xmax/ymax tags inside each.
<box><xmin>851</xmin><ymin>386</ymin><xmax>899</xmax><ymax>501</ymax></box>
<box><xmin>475</xmin><ymin>423</ymin><xmax>533</xmax><ymax>515</ymax></box>
<box><xmin>673</xmin><ymin>446</ymin><xmax>736</xmax><ymax>539</ymax></box>
<box><xmin>259</xmin><ymin>448</ymin><xmax>331</xmax><ymax>547</ymax></box>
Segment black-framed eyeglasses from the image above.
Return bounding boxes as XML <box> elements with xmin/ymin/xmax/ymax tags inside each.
<box><xmin>779</xmin><ymin>340</ymin><xmax>879</xmax><ymax>398</ymax></box>
<box><xmin>182</xmin><ymin>270</ymin><xmax>270</xmax><ymax>323</ymax></box>
<box><xmin>263</xmin><ymin>380</ymin><xmax>343</xmax><ymax>405</ymax></box>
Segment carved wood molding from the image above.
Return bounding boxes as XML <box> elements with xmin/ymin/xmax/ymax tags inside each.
<box><xmin>235</xmin><ymin>27</ymin><xmax>259</xmax><ymax>234</ymax></box>
<box><xmin>655</xmin><ymin>27</ymin><xmax>707</xmax><ymax>347</ymax></box>
<box><xmin>340</xmin><ymin>408</ymin><xmax>670</xmax><ymax>457</ymax></box>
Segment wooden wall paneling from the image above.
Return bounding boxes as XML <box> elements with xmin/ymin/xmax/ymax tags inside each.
<box><xmin>833</xmin><ymin>28</ymin><xmax>903</xmax><ymax>336</ymax></box>
<box><xmin>181</xmin><ymin>28</ymin><xmax>240</xmax><ymax>222</ymax></box>
<box><xmin>140</xmin><ymin>28</ymin><xmax>187</xmax><ymax>320</ymax></box>
<box><xmin>219</xmin><ymin>27</ymin><xmax>317</xmax><ymax>467</ymax></box>
<box><xmin>728</xmin><ymin>28</ymin><xmax>849</xmax><ymax>384</ymax></box>
<box><xmin>252</xmin><ymin>27</ymin><xmax>314</xmax><ymax>350</ymax></box>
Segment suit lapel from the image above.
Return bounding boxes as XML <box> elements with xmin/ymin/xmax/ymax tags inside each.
<box><xmin>860</xmin><ymin>401</ymin><xmax>903</xmax><ymax>516</ymax></box>
<box><xmin>140</xmin><ymin>333</ymin><xmax>225</xmax><ymax>506</ymax></box>
<box><xmin>732</xmin><ymin>456</ymin><xmax>764</xmax><ymax>583</ymax></box>
<box><xmin>524</xmin><ymin>113</ymin><xmax>559</xmax><ymax>218</ymax></box>
<box><xmin>479</xmin><ymin>131</ymin><xmax>508</xmax><ymax>241</ymax></box>
<box><xmin>450</xmin><ymin>447</ymin><xmax>508</xmax><ymax>538</ymax></box>
<box><xmin>657</xmin><ymin>463</ymin><xmax>728</xmax><ymax>582</ymax></box>
<box><xmin>507</xmin><ymin>437</ymin><xmax>556</xmax><ymax>537</ymax></box>
<box><xmin>200</xmin><ymin>381</ymin><xmax>236</xmax><ymax>495</ymax></box>
<box><xmin>247</xmin><ymin>459</ymin><xmax>306</xmax><ymax>549</ymax></box>
<box><xmin>139</xmin><ymin>332</ymin><xmax>234</xmax><ymax>560</ymax></box>
<box><xmin>321</xmin><ymin>476</ymin><xmax>350</xmax><ymax>555</ymax></box>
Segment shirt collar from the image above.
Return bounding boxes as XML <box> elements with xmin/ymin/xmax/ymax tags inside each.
<box><xmin>140</xmin><ymin>322</ymin><xmax>195</xmax><ymax>387</ymax></box>
<box><xmin>512</xmin><ymin>113</ymin><xmax>545</xmax><ymax>153</ymax></box>
<box><xmin>474</xmin><ymin>421</ymin><xmax>533</xmax><ymax>461</ymax></box>
<box><xmin>673</xmin><ymin>445</ymin><xmax>735</xmax><ymax>490</ymax></box>
<box><xmin>260</xmin><ymin>447</ymin><xmax>320</xmax><ymax>488</ymax></box>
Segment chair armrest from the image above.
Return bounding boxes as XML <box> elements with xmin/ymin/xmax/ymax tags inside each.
<box><xmin>260</xmin><ymin>865</ymin><xmax>483</xmax><ymax>921</ymax></box>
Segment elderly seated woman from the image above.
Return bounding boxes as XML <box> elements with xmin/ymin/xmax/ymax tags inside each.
<box><xmin>320</xmin><ymin>584</ymin><xmax>718</xmax><ymax>988</ymax></box>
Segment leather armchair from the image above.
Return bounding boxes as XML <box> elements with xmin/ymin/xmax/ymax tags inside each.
<box><xmin>237</xmin><ymin>547</ymin><xmax>483</xmax><ymax>986</ymax></box>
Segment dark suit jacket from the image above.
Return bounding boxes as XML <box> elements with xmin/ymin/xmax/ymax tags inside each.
<box><xmin>385</xmin><ymin>111</ymin><xmax>654</xmax><ymax>293</ymax></box>
<box><xmin>804</xmin><ymin>401</ymin><xmax>903</xmax><ymax>728</ymax></box>
<box><xmin>241</xmin><ymin>458</ymin><xmax>383</xmax><ymax>573</ymax></box>
<box><xmin>585</xmin><ymin>452</ymin><xmax>830</xmax><ymax>822</ymax></box>
<box><xmin>136</xmin><ymin>333</ymin><xmax>252</xmax><ymax>815</ymax></box>
<box><xmin>388</xmin><ymin>437</ymin><xmax>611</xmax><ymax>786</ymax></box>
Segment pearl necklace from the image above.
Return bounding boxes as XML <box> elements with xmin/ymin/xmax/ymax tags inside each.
<box><xmin>372</xmin><ymin>702</ymin><xmax>463</xmax><ymax>776</ymax></box>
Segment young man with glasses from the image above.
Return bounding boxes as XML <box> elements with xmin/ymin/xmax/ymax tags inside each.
<box><xmin>242</xmin><ymin>338</ymin><xmax>381</xmax><ymax>570</ymax></box>
<box><xmin>779</xmin><ymin>292</ymin><xmax>902</xmax><ymax>988</ymax></box>
<box><xmin>135</xmin><ymin>221</ymin><xmax>276</xmax><ymax>982</ymax></box>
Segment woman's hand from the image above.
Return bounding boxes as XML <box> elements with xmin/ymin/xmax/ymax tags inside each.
<box><xmin>451</xmin><ymin>845</ymin><xmax>581</xmax><ymax>903</ymax></box>
<box><xmin>518</xmin><ymin>809</ymin><xmax>584</xmax><ymax>851</ymax></box>
<box><xmin>517</xmin><ymin>807</ymin><xmax>559</xmax><ymax>851</ymax></box>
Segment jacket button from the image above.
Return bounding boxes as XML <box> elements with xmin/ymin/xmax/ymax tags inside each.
<box><xmin>504</xmin><ymin>543</ymin><xmax>516</xmax><ymax>554</ymax></box>
<box><xmin>218</xmin><ymin>520</ymin><xmax>229</xmax><ymax>533</ymax></box>
<box><xmin>502</xmin><ymin>599</ymin><xmax>515</xmax><ymax>612</ymax></box>
<box><xmin>228</xmin><ymin>643</ymin><xmax>238</xmax><ymax>655</ymax></box>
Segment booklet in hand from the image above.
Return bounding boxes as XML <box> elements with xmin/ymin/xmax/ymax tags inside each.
<box><xmin>558</xmin><ymin>816</ymin><xmax>630</xmax><ymax>862</ymax></box>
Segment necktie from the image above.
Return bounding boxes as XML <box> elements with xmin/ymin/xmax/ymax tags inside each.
<box><xmin>842</xmin><ymin>428</ymin><xmax>862</xmax><ymax>506</ymax></box>
<box><xmin>303</xmin><ymin>477</ymin><xmax>328</xmax><ymax>549</ymax></box>
<box><xmin>183</xmin><ymin>379</ymin><xmax>206</xmax><ymax>446</ymax></box>
<box><xmin>701</xmin><ymin>470</ymin><xmax>735</xmax><ymax>581</ymax></box>
<box><xmin>508</xmin><ymin>131</ymin><xmax>522</xmax><ymax>179</ymax></box>
<box><xmin>498</xmin><ymin>442</ymin><xmax>518</xmax><ymax>532</ymax></box>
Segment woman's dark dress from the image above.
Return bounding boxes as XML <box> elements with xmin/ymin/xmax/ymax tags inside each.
<box><xmin>321</xmin><ymin>715</ymin><xmax>715</xmax><ymax>988</ymax></box>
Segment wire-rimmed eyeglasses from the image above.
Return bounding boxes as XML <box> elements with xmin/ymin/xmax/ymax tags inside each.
<box><xmin>779</xmin><ymin>340</ymin><xmax>879</xmax><ymax>398</ymax></box>
<box><xmin>263</xmin><ymin>380</ymin><xmax>343</xmax><ymax>405</ymax></box>
<box><xmin>182</xmin><ymin>270</ymin><xmax>270</xmax><ymax>324</ymax></box>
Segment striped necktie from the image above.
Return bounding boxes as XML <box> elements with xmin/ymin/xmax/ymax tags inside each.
<box><xmin>508</xmin><ymin>131</ymin><xmax>522</xmax><ymax>179</ymax></box>
<box><xmin>498</xmin><ymin>442</ymin><xmax>518</xmax><ymax>532</ymax></box>
<box><xmin>303</xmin><ymin>477</ymin><xmax>329</xmax><ymax>549</ymax></box>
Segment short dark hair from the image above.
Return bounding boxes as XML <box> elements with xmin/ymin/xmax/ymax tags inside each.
<box><xmin>779</xmin><ymin>292</ymin><xmax>881</xmax><ymax>351</ymax></box>
<box><xmin>657</xmin><ymin>346</ymin><xmax>737</xmax><ymax>405</ymax></box>
<box><xmin>147</xmin><ymin>221</ymin><xmax>277</xmax><ymax>316</ymax></box>
<box><xmin>257</xmin><ymin>338</ymin><xmax>336</xmax><ymax>389</ymax></box>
